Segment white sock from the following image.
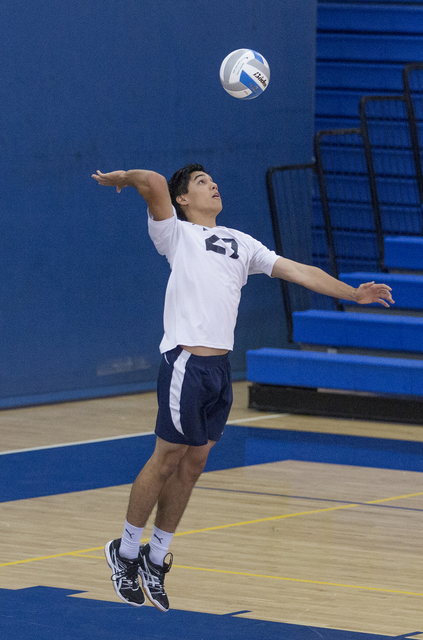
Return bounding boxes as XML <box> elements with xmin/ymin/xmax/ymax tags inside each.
<box><xmin>119</xmin><ymin>520</ymin><xmax>144</xmax><ymax>560</ymax></box>
<box><xmin>148</xmin><ymin>526</ymin><xmax>174</xmax><ymax>566</ymax></box>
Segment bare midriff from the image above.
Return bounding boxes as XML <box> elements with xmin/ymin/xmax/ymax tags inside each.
<box><xmin>180</xmin><ymin>345</ymin><xmax>229</xmax><ymax>356</ymax></box>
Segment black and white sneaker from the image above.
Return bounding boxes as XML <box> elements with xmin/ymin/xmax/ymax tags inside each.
<box><xmin>138</xmin><ymin>543</ymin><xmax>173</xmax><ymax>612</ymax></box>
<box><xmin>105</xmin><ymin>539</ymin><xmax>145</xmax><ymax>607</ymax></box>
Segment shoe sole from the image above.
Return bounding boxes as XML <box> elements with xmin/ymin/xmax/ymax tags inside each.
<box><xmin>104</xmin><ymin>541</ymin><xmax>145</xmax><ymax>608</ymax></box>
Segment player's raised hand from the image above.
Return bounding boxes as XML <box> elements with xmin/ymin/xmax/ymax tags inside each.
<box><xmin>355</xmin><ymin>281</ymin><xmax>394</xmax><ymax>307</ymax></box>
<box><xmin>92</xmin><ymin>170</ymin><xmax>127</xmax><ymax>193</ymax></box>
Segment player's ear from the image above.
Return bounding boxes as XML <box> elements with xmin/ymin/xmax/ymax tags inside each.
<box><xmin>176</xmin><ymin>194</ymin><xmax>188</xmax><ymax>206</ymax></box>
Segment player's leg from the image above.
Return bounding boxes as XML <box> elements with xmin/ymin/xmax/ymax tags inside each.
<box><xmin>138</xmin><ymin>440</ymin><xmax>215</xmax><ymax>611</ymax></box>
<box><xmin>138</xmin><ymin>348</ymin><xmax>232</xmax><ymax>611</ymax></box>
<box><xmin>105</xmin><ymin>437</ymin><xmax>188</xmax><ymax>607</ymax></box>
<box><xmin>155</xmin><ymin>439</ymin><xmax>216</xmax><ymax>532</ymax></box>
<box><xmin>126</xmin><ymin>437</ymin><xmax>189</xmax><ymax>528</ymax></box>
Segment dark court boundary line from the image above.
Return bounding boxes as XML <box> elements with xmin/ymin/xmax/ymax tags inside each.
<box><xmin>194</xmin><ymin>486</ymin><xmax>423</xmax><ymax>512</ymax></box>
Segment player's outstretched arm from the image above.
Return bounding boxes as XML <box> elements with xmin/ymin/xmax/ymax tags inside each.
<box><xmin>271</xmin><ymin>257</ymin><xmax>394</xmax><ymax>307</ymax></box>
<box><xmin>91</xmin><ymin>170</ymin><xmax>173</xmax><ymax>221</ymax></box>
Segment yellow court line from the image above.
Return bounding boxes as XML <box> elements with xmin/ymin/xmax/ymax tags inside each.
<box><xmin>168</xmin><ymin>489</ymin><xmax>423</xmax><ymax>536</ymax></box>
<box><xmin>172</xmin><ymin>564</ymin><xmax>423</xmax><ymax>598</ymax></box>
<box><xmin>173</xmin><ymin>503</ymin><xmax>360</xmax><ymax>536</ymax></box>
<box><xmin>51</xmin><ymin>555</ymin><xmax>423</xmax><ymax>598</ymax></box>
<box><xmin>365</xmin><ymin>491</ymin><xmax>423</xmax><ymax>504</ymax></box>
<box><xmin>1</xmin><ymin>490</ymin><xmax>423</xmax><ymax>569</ymax></box>
<box><xmin>0</xmin><ymin>504</ymin><xmax>358</xmax><ymax>568</ymax></box>
<box><xmin>0</xmin><ymin>548</ymin><xmax>105</xmax><ymax>567</ymax></box>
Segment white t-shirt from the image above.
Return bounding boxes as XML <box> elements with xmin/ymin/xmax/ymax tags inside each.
<box><xmin>148</xmin><ymin>207</ymin><xmax>279</xmax><ymax>353</ymax></box>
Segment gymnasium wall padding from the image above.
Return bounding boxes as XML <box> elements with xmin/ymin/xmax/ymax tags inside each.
<box><xmin>0</xmin><ymin>0</ymin><xmax>317</xmax><ymax>406</ymax></box>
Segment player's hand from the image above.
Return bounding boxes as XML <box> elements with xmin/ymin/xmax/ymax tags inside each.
<box><xmin>91</xmin><ymin>170</ymin><xmax>127</xmax><ymax>193</ymax></box>
<box><xmin>355</xmin><ymin>281</ymin><xmax>394</xmax><ymax>307</ymax></box>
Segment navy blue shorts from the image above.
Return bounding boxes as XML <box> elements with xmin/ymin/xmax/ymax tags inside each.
<box><xmin>155</xmin><ymin>346</ymin><xmax>233</xmax><ymax>447</ymax></box>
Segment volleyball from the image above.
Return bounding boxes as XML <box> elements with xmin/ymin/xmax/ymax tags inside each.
<box><xmin>219</xmin><ymin>49</ymin><xmax>270</xmax><ymax>100</ymax></box>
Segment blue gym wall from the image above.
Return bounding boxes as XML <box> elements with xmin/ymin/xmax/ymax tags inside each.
<box><xmin>0</xmin><ymin>0</ymin><xmax>317</xmax><ymax>408</ymax></box>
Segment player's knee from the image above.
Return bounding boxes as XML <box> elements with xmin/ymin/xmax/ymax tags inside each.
<box><xmin>151</xmin><ymin>444</ymin><xmax>187</xmax><ymax>480</ymax></box>
<box><xmin>161</xmin><ymin>452</ymin><xmax>185</xmax><ymax>479</ymax></box>
<box><xmin>180</xmin><ymin>450</ymin><xmax>209</xmax><ymax>483</ymax></box>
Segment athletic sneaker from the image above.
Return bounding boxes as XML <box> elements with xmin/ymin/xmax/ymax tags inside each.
<box><xmin>104</xmin><ymin>539</ymin><xmax>145</xmax><ymax>607</ymax></box>
<box><xmin>138</xmin><ymin>543</ymin><xmax>173</xmax><ymax>612</ymax></box>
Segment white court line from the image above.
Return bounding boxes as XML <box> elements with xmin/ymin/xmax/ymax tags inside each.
<box><xmin>227</xmin><ymin>413</ymin><xmax>287</xmax><ymax>425</ymax></box>
<box><xmin>0</xmin><ymin>413</ymin><xmax>287</xmax><ymax>456</ymax></box>
<box><xmin>0</xmin><ymin>431</ymin><xmax>156</xmax><ymax>456</ymax></box>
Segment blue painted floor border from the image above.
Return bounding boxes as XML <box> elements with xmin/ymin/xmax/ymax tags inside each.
<box><xmin>1</xmin><ymin>425</ymin><xmax>423</xmax><ymax>503</ymax></box>
<box><xmin>0</xmin><ymin>586</ymin><xmax>400</xmax><ymax>640</ymax></box>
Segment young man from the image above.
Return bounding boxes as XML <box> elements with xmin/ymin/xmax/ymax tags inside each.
<box><xmin>92</xmin><ymin>163</ymin><xmax>394</xmax><ymax>611</ymax></box>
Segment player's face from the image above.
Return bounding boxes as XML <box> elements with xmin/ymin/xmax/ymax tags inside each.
<box><xmin>184</xmin><ymin>171</ymin><xmax>222</xmax><ymax>214</ymax></box>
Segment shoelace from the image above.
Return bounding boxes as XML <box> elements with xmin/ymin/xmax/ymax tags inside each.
<box><xmin>112</xmin><ymin>559</ymin><xmax>139</xmax><ymax>587</ymax></box>
<box><xmin>162</xmin><ymin>552</ymin><xmax>173</xmax><ymax>574</ymax></box>
<box><xmin>146</xmin><ymin>553</ymin><xmax>173</xmax><ymax>588</ymax></box>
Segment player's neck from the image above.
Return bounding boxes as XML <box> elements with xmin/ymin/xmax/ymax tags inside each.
<box><xmin>186</xmin><ymin>210</ymin><xmax>218</xmax><ymax>228</ymax></box>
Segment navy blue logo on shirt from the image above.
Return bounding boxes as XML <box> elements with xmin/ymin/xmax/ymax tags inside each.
<box><xmin>205</xmin><ymin>235</ymin><xmax>239</xmax><ymax>259</ymax></box>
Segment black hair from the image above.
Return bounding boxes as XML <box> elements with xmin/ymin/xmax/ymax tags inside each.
<box><xmin>168</xmin><ymin>163</ymin><xmax>208</xmax><ymax>221</ymax></box>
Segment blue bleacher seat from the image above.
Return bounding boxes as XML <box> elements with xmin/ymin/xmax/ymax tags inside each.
<box><xmin>384</xmin><ymin>236</ymin><xmax>423</xmax><ymax>270</ymax></box>
<box><xmin>247</xmin><ymin>348</ymin><xmax>423</xmax><ymax>396</ymax></box>
<box><xmin>339</xmin><ymin>272</ymin><xmax>423</xmax><ymax>310</ymax></box>
<box><xmin>317</xmin><ymin>33</ymin><xmax>423</xmax><ymax>63</ymax></box>
<box><xmin>318</xmin><ymin>3</ymin><xmax>423</xmax><ymax>34</ymax></box>
<box><xmin>293</xmin><ymin>309</ymin><xmax>423</xmax><ymax>353</ymax></box>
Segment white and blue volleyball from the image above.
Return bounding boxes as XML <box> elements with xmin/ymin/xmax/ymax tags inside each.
<box><xmin>219</xmin><ymin>49</ymin><xmax>270</xmax><ymax>100</ymax></box>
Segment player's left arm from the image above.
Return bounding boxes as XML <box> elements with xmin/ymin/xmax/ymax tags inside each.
<box><xmin>271</xmin><ymin>256</ymin><xmax>394</xmax><ymax>307</ymax></box>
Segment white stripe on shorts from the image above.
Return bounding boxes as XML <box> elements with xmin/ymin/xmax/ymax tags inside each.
<box><xmin>169</xmin><ymin>349</ymin><xmax>191</xmax><ymax>435</ymax></box>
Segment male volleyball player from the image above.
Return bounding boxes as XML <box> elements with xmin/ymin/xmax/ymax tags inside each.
<box><xmin>92</xmin><ymin>164</ymin><xmax>394</xmax><ymax>610</ymax></box>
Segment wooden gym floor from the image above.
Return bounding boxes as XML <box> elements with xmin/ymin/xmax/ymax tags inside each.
<box><xmin>1</xmin><ymin>381</ymin><xmax>422</xmax><ymax>639</ymax></box>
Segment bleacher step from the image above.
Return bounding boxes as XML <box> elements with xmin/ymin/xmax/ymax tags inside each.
<box><xmin>339</xmin><ymin>272</ymin><xmax>423</xmax><ymax>309</ymax></box>
<box><xmin>293</xmin><ymin>309</ymin><xmax>423</xmax><ymax>353</ymax></box>
<box><xmin>246</xmin><ymin>348</ymin><xmax>423</xmax><ymax>396</ymax></box>
<box><xmin>384</xmin><ymin>236</ymin><xmax>423</xmax><ymax>271</ymax></box>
